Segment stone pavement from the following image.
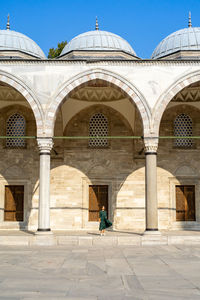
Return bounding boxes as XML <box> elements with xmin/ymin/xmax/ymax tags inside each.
<box><xmin>0</xmin><ymin>245</ymin><xmax>200</xmax><ymax>299</ymax></box>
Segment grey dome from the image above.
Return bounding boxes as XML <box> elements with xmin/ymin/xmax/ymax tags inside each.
<box><xmin>0</xmin><ymin>29</ymin><xmax>46</xmax><ymax>59</ymax></box>
<box><xmin>152</xmin><ymin>27</ymin><xmax>200</xmax><ymax>59</ymax></box>
<box><xmin>61</xmin><ymin>30</ymin><xmax>136</xmax><ymax>56</ymax></box>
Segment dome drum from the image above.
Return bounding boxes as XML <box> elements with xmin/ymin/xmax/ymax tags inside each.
<box><xmin>60</xmin><ymin>49</ymin><xmax>138</xmax><ymax>60</ymax></box>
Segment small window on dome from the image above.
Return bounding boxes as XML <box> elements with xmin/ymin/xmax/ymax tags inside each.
<box><xmin>6</xmin><ymin>113</ymin><xmax>26</xmax><ymax>148</ymax></box>
<box><xmin>89</xmin><ymin>113</ymin><xmax>108</xmax><ymax>148</ymax></box>
<box><xmin>174</xmin><ymin>114</ymin><xmax>193</xmax><ymax>148</ymax></box>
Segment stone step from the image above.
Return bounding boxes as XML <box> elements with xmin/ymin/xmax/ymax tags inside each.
<box><xmin>0</xmin><ymin>231</ymin><xmax>200</xmax><ymax>246</ymax></box>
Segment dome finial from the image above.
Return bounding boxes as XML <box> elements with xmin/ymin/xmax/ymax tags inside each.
<box><xmin>6</xmin><ymin>14</ymin><xmax>10</xmax><ymax>30</ymax></box>
<box><xmin>188</xmin><ymin>11</ymin><xmax>192</xmax><ymax>27</ymax></box>
<box><xmin>95</xmin><ymin>16</ymin><xmax>99</xmax><ymax>30</ymax></box>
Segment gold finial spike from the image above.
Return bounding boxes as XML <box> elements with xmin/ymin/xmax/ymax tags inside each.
<box><xmin>95</xmin><ymin>16</ymin><xmax>99</xmax><ymax>30</ymax></box>
<box><xmin>6</xmin><ymin>14</ymin><xmax>10</xmax><ymax>30</ymax></box>
<box><xmin>188</xmin><ymin>11</ymin><xmax>192</xmax><ymax>27</ymax></box>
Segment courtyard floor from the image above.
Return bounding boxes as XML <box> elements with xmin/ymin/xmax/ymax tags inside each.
<box><xmin>0</xmin><ymin>245</ymin><xmax>200</xmax><ymax>299</ymax></box>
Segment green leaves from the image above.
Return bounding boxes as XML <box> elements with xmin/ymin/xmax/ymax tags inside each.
<box><xmin>48</xmin><ymin>41</ymin><xmax>67</xmax><ymax>58</ymax></box>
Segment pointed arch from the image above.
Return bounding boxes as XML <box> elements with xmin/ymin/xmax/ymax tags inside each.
<box><xmin>45</xmin><ymin>68</ymin><xmax>151</xmax><ymax>136</ymax></box>
<box><xmin>152</xmin><ymin>70</ymin><xmax>200</xmax><ymax>136</ymax></box>
<box><xmin>0</xmin><ymin>70</ymin><xmax>44</xmax><ymax>136</ymax></box>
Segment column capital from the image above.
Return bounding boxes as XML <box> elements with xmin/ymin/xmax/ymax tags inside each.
<box><xmin>144</xmin><ymin>137</ymin><xmax>158</xmax><ymax>153</ymax></box>
<box><xmin>37</xmin><ymin>138</ymin><xmax>54</xmax><ymax>153</ymax></box>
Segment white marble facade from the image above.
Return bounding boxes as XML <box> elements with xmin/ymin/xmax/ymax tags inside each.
<box><xmin>0</xmin><ymin>22</ymin><xmax>200</xmax><ymax>232</ymax></box>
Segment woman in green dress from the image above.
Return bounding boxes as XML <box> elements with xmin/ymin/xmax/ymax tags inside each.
<box><xmin>99</xmin><ymin>206</ymin><xmax>112</xmax><ymax>236</ymax></box>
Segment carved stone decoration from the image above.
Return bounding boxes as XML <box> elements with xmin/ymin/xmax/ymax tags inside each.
<box><xmin>144</xmin><ymin>145</ymin><xmax>158</xmax><ymax>153</ymax></box>
<box><xmin>4</xmin><ymin>165</ymin><xmax>26</xmax><ymax>178</ymax></box>
<box><xmin>88</xmin><ymin>165</ymin><xmax>108</xmax><ymax>175</ymax></box>
<box><xmin>37</xmin><ymin>138</ymin><xmax>54</xmax><ymax>153</ymax></box>
<box><xmin>172</xmin><ymin>86</ymin><xmax>200</xmax><ymax>102</ymax></box>
<box><xmin>0</xmin><ymin>86</ymin><xmax>24</xmax><ymax>102</ymax></box>
<box><xmin>144</xmin><ymin>138</ymin><xmax>158</xmax><ymax>153</ymax></box>
<box><xmin>175</xmin><ymin>165</ymin><xmax>196</xmax><ymax>176</ymax></box>
<box><xmin>69</xmin><ymin>86</ymin><xmax>126</xmax><ymax>102</ymax></box>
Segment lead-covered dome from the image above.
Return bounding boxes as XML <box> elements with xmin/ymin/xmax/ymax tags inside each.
<box><xmin>0</xmin><ymin>29</ymin><xmax>46</xmax><ymax>59</ymax></box>
<box><xmin>152</xmin><ymin>26</ymin><xmax>200</xmax><ymax>59</ymax></box>
<box><xmin>60</xmin><ymin>30</ymin><xmax>137</xmax><ymax>57</ymax></box>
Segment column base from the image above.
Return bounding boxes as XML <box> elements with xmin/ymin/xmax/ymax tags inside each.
<box><xmin>143</xmin><ymin>229</ymin><xmax>161</xmax><ymax>235</ymax></box>
<box><xmin>35</xmin><ymin>229</ymin><xmax>53</xmax><ymax>235</ymax></box>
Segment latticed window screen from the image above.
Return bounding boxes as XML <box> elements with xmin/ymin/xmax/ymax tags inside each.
<box><xmin>174</xmin><ymin>113</ymin><xmax>193</xmax><ymax>147</ymax></box>
<box><xmin>6</xmin><ymin>113</ymin><xmax>26</xmax><ymax>148</ymax></box>
<box><xmin>89</xmin><ymin>113</ymin><xmax>108</xmax><ymax>147</ymax></box>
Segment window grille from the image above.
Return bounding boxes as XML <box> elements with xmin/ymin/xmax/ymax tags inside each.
<box><xmin>174</xmin><ymin>113</ymin><xmax>192</xmax><ymax>147</ymax></box>
<box><xmin>89</xmin><ymin>113</ymin><xmax>108</xmax><ymax>147</ymax></box>
<box><xmin>6</xmin><ymin>113</ymin><xmax>26</xmax><ymax>148</ymax></box>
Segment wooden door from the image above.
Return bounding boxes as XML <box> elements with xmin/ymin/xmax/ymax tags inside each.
<box><xmin>89</xmin><ymin>185</ymin><xmax>108</xmax><ymax>221</ymax></box>
<box><xmin>4</xmin><ymin>185</ymin><xmax>24</xmax><ymax>221</ymax></box>
<box><xmin>176</xmin><ymin>185</ymin><xmax>195</xmax><ymax>221</ymax></box>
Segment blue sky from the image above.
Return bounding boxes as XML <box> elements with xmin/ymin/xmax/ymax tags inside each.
<box><xmin>0</xmin><ymin>0</ymin><xmax>200</xmax><ymax>58</ymax></box>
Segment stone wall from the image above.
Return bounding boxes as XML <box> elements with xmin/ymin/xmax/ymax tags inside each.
<box><xmin>50</xmin><ymin>104</ymin><xmax>145</xmax><ymax>231</ymax></box>
<box><xmin>0</xmin><ymin>104</ymin><xmax>39</xmax><ymax>230</ymax></box>
<box><xmin>158</xmin><ymin>104</ymin><xmax>200</xmax><ymax>229</ymax></box>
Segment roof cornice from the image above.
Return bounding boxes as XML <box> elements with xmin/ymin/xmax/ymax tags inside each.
<box><xmin>0</xmin><ymin>58</ymin><xmax>200</xmax><ymax>66</ymax></box>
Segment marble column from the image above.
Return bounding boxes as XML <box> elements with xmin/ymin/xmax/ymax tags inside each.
<box><xmin>144</xmin><ymin>139</ymin><xmax>159</xmax><ymax>232</ymax></box>
<box><xmin>37</xmin><ymin>138</ymin><xmax>53</xmax><ymax>232</ymax></box>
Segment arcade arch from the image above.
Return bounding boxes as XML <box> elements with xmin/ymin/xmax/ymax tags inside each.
<box><xmin>46</xmin><ymin>69</ymin><xmax>151</xmax><ymax>137</ymax></box>
<box><xmin>49</xmin><ymin>80</ymin><xmax>146</xmax><ymax>231</ymax></box>
<box><xmin>152</xmin><ymin>70</ymin><xmax>200</xmax><ymax>136</ymax></box>
<box><xmin>157</xmin><ymin>80</ymin><xmax>200</xmax><ymax>230</ymax></box>
<box><xmin>0</xmin><ymin>70</ymin><xmax>43</xmax><ymax>136</ymax></box>
<box><xmin>0</xmin><ymin>80</ymin><xmax>40</xmax><ymax>230</ymax></box>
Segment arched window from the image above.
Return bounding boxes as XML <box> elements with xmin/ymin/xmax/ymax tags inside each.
<box><xmin>174</xmin><ymin>113</ymin><xmax>193</xmax><ymax>147</ymax></box>
<box><xmin>89</xmin><ymin>113</ymin><xmax>108</xmax><ymax>147</ymax></box>
<box><xmin>6</xmin><ymin>113</ymin><xmax>26</xmax><ymax>148</ymax></box>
